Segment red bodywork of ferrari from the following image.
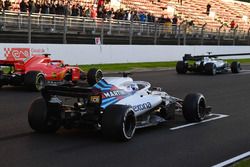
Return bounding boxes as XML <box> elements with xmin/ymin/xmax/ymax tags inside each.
<box><xmin>0</xmin><ymin>54</ymin><xmax>86</xmax><ymax>90</ymax></box>
<box><xmin>1</xmin><ymin>55</ymin><xmax>82</xmax><ymax>81</ymax></box>
<box><xmin>25</xmin><ymin>55</ymin><xmax>81</xmax><ymax>81</ymax></box>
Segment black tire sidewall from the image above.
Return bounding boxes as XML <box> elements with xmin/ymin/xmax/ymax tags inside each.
<box><xmin>87</xmin><ymin>68</ymin><xmax>103</xmax><ymax>86</ymax></box>
<box><xmin>28</xmin><ymin>98</ymin><xmax>49</xmax><ymax>132</ymax></box>
<box><xmin>101</xmin><ymin>105</ymin><xmax>136</xmax><ymax>141</ymax></box>
<box><xmin>231</xmin><ymin>61</ymin><xmax>240</xmax><ymax>73</ymax></box>
<box><xmin>205</xmin><ymin>63</ymin><xmax>216</xmax><ymax>75</ymax></box>
<box><xmin>24</xmin><ymin>71</ymin><xmax>45</xmax><ymax>91</ymax></box>
<box><xmin>183</xmin><ymin>93</ymin><xmax>206</xmax><ymax>122</ymax></box>
<box><xmin>176</xmin><ymin>61</ymin><xmax>187</xmax><ymax>74</ymax></box>
<box><xmin>28</xmin><ymin>97</ymin><xmax>61</xmax><ymax>133</ymax></box>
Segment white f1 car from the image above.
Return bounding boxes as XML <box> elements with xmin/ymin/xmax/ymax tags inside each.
<box><xmin>176</xmin><ymin>53</ymin><xmax>250</xmax><ymax>75</ymax></box>
<box><xmin>28</xmin><ymin>74</ymin><xmax>211</xmax><ymax>141</ymax></box>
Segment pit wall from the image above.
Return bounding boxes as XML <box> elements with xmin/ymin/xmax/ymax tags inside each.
<box><xmin>0</xmin><ymin>44</ymin><xmax>250</xmax><ymax>65</ymax></box>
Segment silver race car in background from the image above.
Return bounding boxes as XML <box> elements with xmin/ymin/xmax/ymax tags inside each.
<box><xmin>28</xmin><ymin>73</ymin><xmax>211</xmax><ymax>141</ymax></box>
<box><xmin>176</xmin><ymin>53</ymin><xmax>250</xmax><ymax>75</ymax></box>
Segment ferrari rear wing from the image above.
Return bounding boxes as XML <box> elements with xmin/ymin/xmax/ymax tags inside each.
<box><xmin>183</xmin><ymin>53</ymin><xmax>250</xmax><ymax>61</ymax></box>
<box><xmin>0</xmin><ymin>60</ymin><xmax>24</xmax><ymax>66</ymax></box>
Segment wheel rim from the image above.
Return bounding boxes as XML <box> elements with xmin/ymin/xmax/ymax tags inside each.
<box><xmin>123</xmin><ymin>111</ymin><xmax>136</xmax><ymax>139</ymax></box>
<box><xmin>237</xmin><ymin>63</ymin><xmax>240</xmax><ymax>71</ymax></box>
<box><xmin>197</xmin><ymin>98</ymin><xmax>206</xmax><ymax>120</ymax></box>
<box><xmin>36</xmin><ymin>75</ymin><xmax>45</xmax><ymax>91</ymax></box>
<box><xmin>95</xmin><ymin>70</ymin><xmax>103</xmax><ymax>82</ymax></box>
<box><xmin>212</xmin><ymin>65</ymin><xmax>216</xmax><ymax>75</ymax></box>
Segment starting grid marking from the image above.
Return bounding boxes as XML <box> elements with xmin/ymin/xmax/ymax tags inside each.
<box><xmin>170</xmin><ymin>113</ymin><xmax>229</xmax><ymax>131</ymax></box>
<box><xmin>212</xmin><ymin>151</ymin><xmax>250</xmax><ymax>167</ymax></box>
<box><xmin>237</xmin><ymin>70</ymin><xmax>250</xmax><ymax>75</ymax></box>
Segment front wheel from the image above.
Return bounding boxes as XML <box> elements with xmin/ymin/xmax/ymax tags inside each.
<box><xmin>102</xmin><ymin>105</ymin><xmax>136</xmax><ymax>141</ymax></box>
<box><xmin>183</xmin><ymin>93</ymin><xmax>207</xmax><ymax>122</ymax></box>
<box><xmin>28</xmin><ymin>98</ymin><xmax>61</xmax><ymax>133</ymax></box>
<box><xmin>87</xmin><ymin>68</ymin><xmax>103</xmax><ymax>86</ymax></box>
<box><xmin>204</xmin><ymin>63</ymin><xmax>216</xmax><ymax>75</ymax></box>
<box><xmin>231</xmin><ymin>61</ymin><xmax>240</xmax><ymax>73</ymax></box>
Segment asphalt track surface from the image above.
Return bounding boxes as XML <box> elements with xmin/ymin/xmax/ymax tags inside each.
<box><xmin>1</xmin><ymin>66</ymin><xmax>250</xmax><ymax>167</ymax></box>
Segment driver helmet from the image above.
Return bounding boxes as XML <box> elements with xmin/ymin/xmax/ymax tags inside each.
<box><xmin>130</xmin><ymin>83</ymin><xmax>139</xmax><ymax>91</ymax></box>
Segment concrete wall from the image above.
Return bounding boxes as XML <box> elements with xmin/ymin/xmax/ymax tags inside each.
<box><xmin>0</xmin><ymin>43</ymin><xmax>250</xmax><ymax>65</ymax></box>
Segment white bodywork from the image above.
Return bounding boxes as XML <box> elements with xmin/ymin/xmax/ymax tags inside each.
<box><xmin>101</xmin><ymin>77</ymin><xmax>179</xmax><ymax>117</ymax></box>
<box><xmin>195</xmin><ymin>57</ymin><xmax>227</xmax><ymax>68</ymax></box>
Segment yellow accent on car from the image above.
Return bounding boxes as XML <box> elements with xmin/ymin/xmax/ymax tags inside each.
<box><xmin>52</xmin><ymin>72</ymin><xmax>57</xmax><ymax>78</ymax></box>
<box><xmin>90</xmin><ymin>96</ymin><xmax>101</xmax><ymax>104</ymax></box>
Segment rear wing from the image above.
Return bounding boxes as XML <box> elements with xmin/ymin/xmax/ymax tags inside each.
<box><xmin>41</xmin><ymin>85</ymin><xmax>102</xmax><ymax>105</ymax></box>
<box><xmin>0</xmin><ymin>60</ymin><xmax>24</xmax><ymax>66</ymax></box>
<box><xmin>183</xmin><ymin>53</ymin><xmax>250</xmax><ymax>61</ymax></box>
<box><xmin>0</xmin><ymin>60</ymin><xmax>25</xmax><ymax>73</ymax></box>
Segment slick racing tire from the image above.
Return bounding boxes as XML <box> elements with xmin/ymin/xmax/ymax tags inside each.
<box><xmin>63</xmin><ymin>71</ymin><xmax>72</xmax><ymax>81</ymax></box>
<box><xmin>87</xmin><ymin>68</ymin><xmax>103</xmax><ymax>86</ymax></box>
<box><xmin>176</xmin><ymin>61</ymin><xmax>187</xmax><ymax>74</ymax></box>
<box><xmin>204</xmin><ymin>63</ymin><xmax>216</xmax><ymax>75</ymax></box>
<box><xmin>183</xmin><ymin>93</ymin><xmax>207</xmax><ymax>122</ymax></box>
<box><xmin>102</xmin><ymin>105</ymin><xmax>136</xmax><ymax>141</ymax></box>
<box><xmin>24</xmin><ymin>71</ymin><xmax>46</xmax><ymax>91</ymax></box>
<box><xmin>0</xmin><ymin>70</ymin><xmax>3</xmax><ymax>88</ymax></box>
<box><xmin>231</xmin><ymin>61</ymin><xmax>240</xmax><ymax>73</ymax></box>
<box><xmin>28</xmin><ymin>97</ymin><xmax>61</xmax><ymax>133</ymax></box>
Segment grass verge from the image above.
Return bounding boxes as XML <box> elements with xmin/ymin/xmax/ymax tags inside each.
<box><xmin>79</xmin><ymin>59</ymin><xmax>250</xmax><ymax>72</ymax></box>
<box><xmin>80</xmin><ymin>61</ymin><xmax>177</xmax><ymax>72</ymax></box>
<box><xmin>1</xmin><ymin>59</ymin><xmax>250</xmax><ymax>73</ymax></box>
<box><xmin>231</xmin><ymin>157</ymin><xmax>250</xmax><ymax>167</ymax></box>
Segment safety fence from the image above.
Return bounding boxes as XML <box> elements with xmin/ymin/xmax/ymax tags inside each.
<box><xmin>0</xmin><ymin>11</ymin><xmax>249</xmax><ymax>45</ymax></box>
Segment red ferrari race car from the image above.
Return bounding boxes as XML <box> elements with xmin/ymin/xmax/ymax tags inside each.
<box><xmin>0</xmin><ymin>54</ymin><xmax>103</xmax><ymax>91</ymax></box>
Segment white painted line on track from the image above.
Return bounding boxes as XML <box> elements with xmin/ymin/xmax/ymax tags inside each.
<box><xmin>170</xmin><ymin>113</ymin><xmax>229</xmax><ymax>130</ymax></box>
<box><xmin>237</xmin><ymin>71</ymin><xmax>250</xmax><ymax>75</ymax></box>
<box><xmin>212</xmin><ymin>151</ymin><xmax>250</xmax><ymax>167</ymax></box>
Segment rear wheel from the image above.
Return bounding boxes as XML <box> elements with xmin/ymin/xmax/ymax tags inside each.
<box><xmin>183</xmin><ymin>93</ymin><xmax>207</xmax><ymax>122</ymax></box>
<box><xmin>176</xmin><ymin>61</ymin><xmax>187</xmax><ymax>74</ymax></box>
<box><xmin>28</xmin><ymin>97</ymin><xmax>61</xmax><ymax>133</ymax></box>
<box><xmin>87</xmin><ymin>68</ymin><xmax>103</xmax><ymax>86</ymax></box>
<box><xmin>64</xmin><ymin>71</ymin><xmax>72</xmax><ymax>81</ymax></box>
<box><xmin>102</xmin><ymin>105</ymin><xmax>136</xmax><ymax>141</ymax></box>
<box><xmin>79</xmin><ymin>71</ymin><xmax>86</xmax><ymax>80</ymax></box>
<box><xmin>231</xmin><ymin>61</ymin><xmax>240</xmax><ymax>73</ymax></box>
<box><xmin>24</xmin><ymin>71</ymin><xmax>46</xmax><ymax>91</ymax></box>
<box><xmin>204</xmin><ymin>63</ymin><xmax>216</xmax><ymax>75</ymax></box>
<box><xmin>0</xmin><ymin>70</ymin><xmax>3</xmax><ymax>88</ymax></box>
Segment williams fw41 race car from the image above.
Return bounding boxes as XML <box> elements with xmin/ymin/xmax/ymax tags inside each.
<box><xmin>0</xmin><ymin>54</ymin><xmax>103</xmax><ymax>91</ymax></box>
<box><xmin>176</xmin><ymin>53</ymin><xmax>250</xmax><ymax>75</ymax></box>
<box><xmin>28</xmin><ymin>74</ymin><xmax>211</xmax><ymax>141</ymax></box>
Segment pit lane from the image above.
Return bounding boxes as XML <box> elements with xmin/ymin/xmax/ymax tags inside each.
<box><xmin>1</xmin><ymin>65</ymin><xmax>250</xmax><ymax>167</ymax></box>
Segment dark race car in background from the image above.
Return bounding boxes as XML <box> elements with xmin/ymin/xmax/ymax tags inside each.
<box><xmin>176</xmin><ymin>53</ymin><xmax>250</xmax><ymax>75</ymax></box>
<box><xmin>0</xmin><ymin>54</ymin><xmax>103</xmax><ymax>91</ymax></box>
